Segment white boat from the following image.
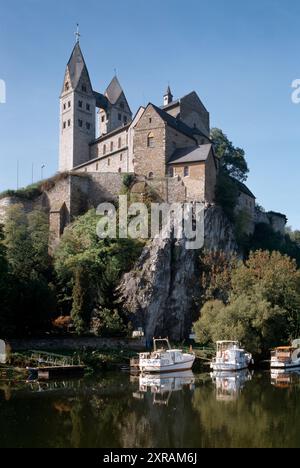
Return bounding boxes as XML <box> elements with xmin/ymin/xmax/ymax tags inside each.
<box><xmin>270</xmin><ymin>342</ymin><xmax>300</xmax><ymax>369</ymax></box>
<box><xmin>138</xmin><ymin>338</ymin><xmax>195</xmax><ymax>373</ymax></box>
<box><xmin>210</xmin><ymin>341</ymin><xmax>253</xmax><ymax>372</ymax></box>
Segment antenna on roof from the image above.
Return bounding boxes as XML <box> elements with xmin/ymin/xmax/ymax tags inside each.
<box><xmin>75</xmin><ymin>23</ymin><xmax>81</xmax><ymax>43</ymax></box>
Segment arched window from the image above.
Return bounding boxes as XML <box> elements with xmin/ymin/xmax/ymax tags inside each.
<box><xmin>118</xmin><ymin>137</ymin><xmax>122</xmax><ymax>149</ymax></box>
<box><xmin>147</xmin><ymin>132</ymin><xmax>155</xmax><ymax>148</ymax></box>
<box><xmin>96</xmin><ymin>163</ymin><xmax>99</xmax><ymax>171</ymax></box>
<box><xmin>168</xmin><ymin>167</ymin><xmax>174</xmax><ymax>177</ymax></box>
<box><xmin>148</xmin><ymin>172</ymin><xmax>154</xmax><ymax>179</ymax></box>
<box><xmin>184</xmin><ymin>166</ymin><xmax>189</xmax><ymax>177</ymax></box>
<box><xmin>118</xmin><ymin>168</ymin><xmax>122</xmax><ymax>173</ymax></box>
<box><xmin>65</xmin><ymin>81</ymin><xmax>69</xmax><ymax>91</ymax></box>
<box><xmin>110</xmin><ymin>141</ymin><xmax>114</xmax><ymax>152</ymax></box>
<box><xmin>103</xmin><ymin>144</ymin><xmax>106</xmax><ymax>155</ymax></box>
<box><xmin>108</xmin><ymin>158</ymin><xmax>110</xmax><ymax>167</ymax></box>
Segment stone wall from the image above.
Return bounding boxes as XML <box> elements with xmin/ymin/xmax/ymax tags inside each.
<box><xmin>87</xmin><ymin>173</ymin><xmax>125</xmax><ymax>205</ymax></box>
<box><xmin>255</xmin><ymin>209</ymin><xmax>287</xmax><ymax>234</ymax></box>
<box><xmin>165</xmin><ymin>126</ymin><xmax>196</xmax><ymax>162</ymax></box>
<box><xmin>179</xmin><ymin>92</ymin><xmax>210</xmax><ymax>136</ymax></box>
<box><xmin>146</xmin><ymin>176</ymin><xmax>187</xmax><ymax>203</ymax></box>
<box><xmin>172</xmin><ymin>163</ymin><xmax>205</xmax><ymax>202</ymax></box>
<box><xmin>0</xmin><ymin>194</ymin><xmax>48</xmax><ymax>224</ymax></box>
<box><xmin>76</xmin><ymin>150</ymin><xmax>129</xmax><ymax>174</ymax></box>
<box><xmin>133</xmin><ymin>105</ymin><xmax>166</xmax><ymax>178</ymax></box>
<box><xmin>235</xmin><ymin>192</ymin><xmax>256</xmax><ymax>234</ymax></box>
<box><xmin>89</xmin><ymin>128</ymin><xmax>128</xmax><ymax>161</ymax></box>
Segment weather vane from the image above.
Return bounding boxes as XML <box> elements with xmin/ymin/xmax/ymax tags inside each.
<box><xmin>75</xmin><ymin>23</ymin><xmax>81</xmax><ymax>43</ymax></box>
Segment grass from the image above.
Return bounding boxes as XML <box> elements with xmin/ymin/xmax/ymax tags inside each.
<box><xmin>0</xmin><ymin>171</ymin><xmax>90</xmax><ymax>201</ymax></box>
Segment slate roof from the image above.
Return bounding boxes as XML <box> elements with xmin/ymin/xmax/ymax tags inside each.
<box><xmin>168</xmin><ymin>144</ymin><xmax>212</xmax><ymax>164</ymax></box>
<box><xmin>93</xmin><ymin>91</ymin><xmax>109</xmax><ymax>110</ymax></box>
<box><xmin>233</xmin><ymin>178</ymin><xmax>256</xmax><ymax>199</ymax></box>
<box><xmin>105</xmin><ymin>76</ymin><xmax>124</xmax><ymax>104</ymax></box>
<box><xmin>151</xmin><ymin>104</ymin><xmax>196</xmax><ymax>140</ymax></box>
<box><xmin>65</xmin><ymin>43</ymin><xmax>90</xmax><ymax>91</ymax></box>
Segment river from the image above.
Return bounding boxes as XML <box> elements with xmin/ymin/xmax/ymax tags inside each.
<box><xmin>0</xmin><ymin>369</ymin><xmax>300</xmax><ymax>448</ymax></box>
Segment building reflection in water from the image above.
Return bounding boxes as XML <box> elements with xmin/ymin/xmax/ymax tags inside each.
<box><xmin>270</xmin><ymin>368</ymin><xmax>300</xmax><ymax>389</ymax></box>
<box><xmin>135</xmin><ymin>370</ymin><xmax>195</xmax><ymax>406</ymax></box>
<box><xmin>210</xmin><ymin>369</ymin><xmax>252</xmax><ymax>402</ymax></box>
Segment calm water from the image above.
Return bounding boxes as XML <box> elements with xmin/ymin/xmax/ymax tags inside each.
<box><xmin>0</xmin><ymin>369</ymin><xmax>300</xmax><ymax>448</ymax></box>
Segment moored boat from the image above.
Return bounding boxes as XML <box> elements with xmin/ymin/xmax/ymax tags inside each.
<box><xmin>138</xmin><ymin>338</ymin><xmax>195</xmax><ymax>373</ymax></box>
<box><xmin>270</xmin><ymin>341</ymin><xmax>300</xmax><ymax>369</ymax></box>
<box><xmin>210</xmin><ymin>341</ymin><xmax>253</xmax><ymax>372</ymax></box>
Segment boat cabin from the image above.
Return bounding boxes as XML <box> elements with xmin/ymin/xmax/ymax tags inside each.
<box><xmin>216</xmin><ymin>341</ymin><xmax>240</xmax><ymax>357</ymax></box>
<box><xmin>271</xmin><ymin>347</ymin><xmax>293</xmax><ymax>363</ymax></box>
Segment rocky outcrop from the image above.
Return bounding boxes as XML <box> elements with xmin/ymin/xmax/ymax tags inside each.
<box><xmin>204</xmin><ymin>205</ymin><xmax>237</xmax><ymax>252</ymax></box>
<box><xmin>118</xmin><ymin>205</ymin><xmax>237</xmax><ymax>341</ymax></box>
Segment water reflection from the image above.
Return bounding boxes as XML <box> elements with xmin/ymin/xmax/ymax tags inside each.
<box><xmin>1</xmin><ymin>371</ymin><xmax>300</xmax><ymax>448</ymax></box>
<box><xmin>271</xmin><ymin>368</ymin><xmax>300</xmax><ymax>389</ymax></box>
<box><xmin>210</xmin><ymin>370</ymin><xmax>252</xmax><ymax>401</ymax></box>
<box><xmin>137</xmin><ymin>371</ymin><xmax>195</xmax><ymax>406</ymax></box>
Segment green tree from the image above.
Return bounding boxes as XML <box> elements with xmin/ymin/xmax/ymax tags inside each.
<box><xmin>2</xmin><ymin>206</ymin><xmax>56</xmax><ymax>336</ymax></box>
<box><xmin>199</xmin><ymin>250</ymin><xmax>237</xmax><ymax>304</ymax></box>
<box><xmin>27</xmin><ymin>209</ymin><xmax>51</xmax><ymax>275</ymax></box>
<box><xmin>211</xmin><ymin>128</ymin><xmax>249</xmax><ymax>222</ymax></box>
<box><xmin>54</xmin><ymin>209</ymin><xmax>143</xmax><ymax>335</ymax></box>
<box><xmin>211</xmin><ymin>128</ymin><xmax>249</xmax><ymax>182</ymax></box>
<box><xmin>3</xmin><ymin>204</ymin><xmax>34</xmax><ymax>278</ymax></box>
<box><xmin>71</xmin><ymin>266</ymin><xmax>92</xmax><ymax>335</ymax></box>
<box><xmin>0</xmin><ymin>225</ymin><xmax>13</xmax><ymax>335</ymax></box>
<box><xmin>247</xmin><ymin>223</ymin><xmax>300</xmax><ymax>267</ymax></box>
<box><xmin>194</xmin><ymin>250</ymin><xmax>300</xmax><ymax>355</ymax></box>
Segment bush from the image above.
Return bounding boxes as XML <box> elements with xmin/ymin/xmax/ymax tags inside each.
<box><xmin>122</xmin><ymin>174</ymin><xmax>135</xmax><ymax>189</ymax></box>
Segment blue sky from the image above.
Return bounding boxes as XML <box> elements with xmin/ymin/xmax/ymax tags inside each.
<box><xmin>0</xmin><ymin>0</ymin><xmax>299</xmax><ymax>228</ymax></box>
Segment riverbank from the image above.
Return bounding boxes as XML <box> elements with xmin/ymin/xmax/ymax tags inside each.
<box><xmin>2</xmin><ymin>337</ymin><xmax>211</xmax><ymax>374</ymax></box>
<box><xmin>5</xmin><ymin>337</ymin><xmax>144</xmax><ymax>371</ymax></box>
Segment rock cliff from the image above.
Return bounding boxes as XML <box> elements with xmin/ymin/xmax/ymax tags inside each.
<box><xmin>118</xmin><ymin>205</ymin><xmax>237</xmax><ymax>341</ymax></box>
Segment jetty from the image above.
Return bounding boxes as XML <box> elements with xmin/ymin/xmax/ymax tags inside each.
<box><xmin>26</xmin><ymin>350</ymin><xmax>85</xmax><ymax>380</ymax></box>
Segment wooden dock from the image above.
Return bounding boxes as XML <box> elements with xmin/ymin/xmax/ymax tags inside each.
<box><xmin>26</xmin><ymin>351</ymin><xmax>85</xmax><ymax>381</ymax></box>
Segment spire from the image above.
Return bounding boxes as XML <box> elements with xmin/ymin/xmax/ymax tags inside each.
<box><xmin>164</xmin><ymin>85</ymin><xmax>173</xmax><ymax>106</ymax></box>
<box><xmin>105</xmin><ymin>76</ymin><xmax>123</xmax><ymax>104</ymax></box>
<box><xmin>61</xmin><ymin>41</ymin><xmax>92</xmax><ymax>94</ymax></box>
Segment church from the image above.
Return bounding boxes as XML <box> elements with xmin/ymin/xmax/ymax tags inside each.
<box><xmin>59</xmin><ymin>40</ymin><xmax>218</xmax><ymax>204</ymax></box>
<box><xmin>0</xmin><ymin>39</ymin><xmax>287</xmax><ymax>247</ymax></box>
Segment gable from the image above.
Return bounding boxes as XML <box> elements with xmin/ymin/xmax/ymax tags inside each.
<box><xmin>115</xmin><ymin>91</ymin><xmax>132</xmax><ymax>115</ymax></box>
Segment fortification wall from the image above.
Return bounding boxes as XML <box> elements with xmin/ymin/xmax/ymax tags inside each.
<box><xmin>0</xmin><ymin>194</ymin><xmax>48</xmax><ymax>224</ymax></box>
<box><xmin>254</xmin><ymin>209</ymin><xmax>287</xmax><ymax>234</ymax></box>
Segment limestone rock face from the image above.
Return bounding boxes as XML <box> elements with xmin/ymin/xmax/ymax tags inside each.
<box><xmin>118</xmin><ymin>205</ymin><xmax>237</xmax><ymax>341</ymax></box>
<box><xmin>204</xmin><ymin>205</ymin><xmax>237</xmax><ymax>252</ymax></box>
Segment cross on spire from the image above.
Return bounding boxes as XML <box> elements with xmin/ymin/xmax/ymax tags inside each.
<box><xmin>75</xmin><ymin>23</ymin><xmax>81</xmax><ymax>43</ymax></box>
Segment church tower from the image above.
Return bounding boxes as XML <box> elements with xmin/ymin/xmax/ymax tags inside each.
<box><xmin>163</xmin><ymin>85</ymin><xmax>173</xmax><ymax>106</ymax></box>
<box><xmin>98</xmin><ymin>76</ymin><xmax>132</xmax><ymax>135</ymax></box>
<box><xmin>59</xmin><ymin>40</ymin><xmax>96</xmax><ymax>172</ymax></box>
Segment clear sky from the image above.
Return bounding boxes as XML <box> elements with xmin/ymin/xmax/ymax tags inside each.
<box><xmin>0</xmin><ymin>0</ymin><xmax>299</xmax><ymax>228</ymax></box>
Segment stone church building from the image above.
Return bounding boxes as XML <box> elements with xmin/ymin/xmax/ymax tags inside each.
<box><xmin>0</xmin><ymin>40</ymin><xmax>287</xmax><ymax>246</ymax></box>
<box><xmin>59</xmin><ymin>41</ymin><xmax>218</xmax><ymax>204</ymax></box>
